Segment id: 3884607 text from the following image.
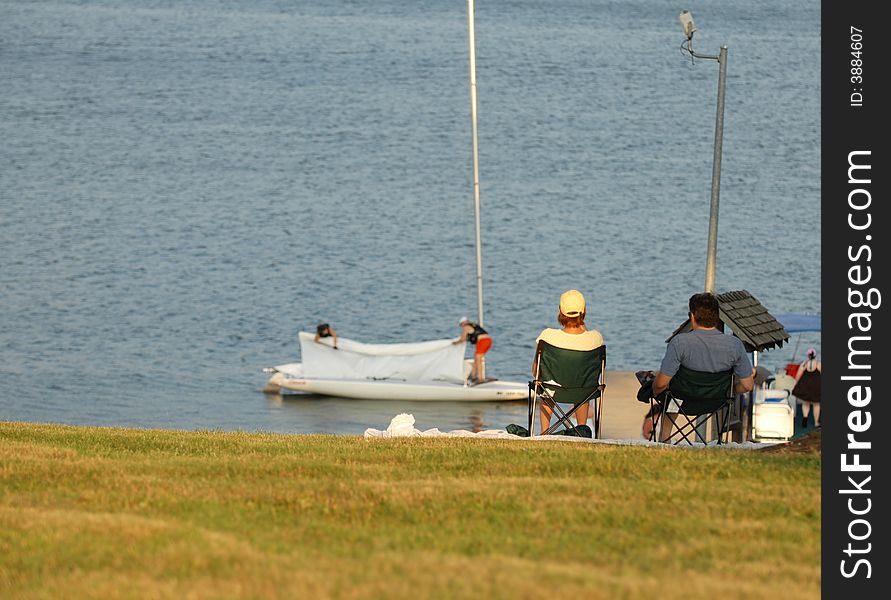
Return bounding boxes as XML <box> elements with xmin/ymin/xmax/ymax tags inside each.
<box><xmin>850</xmin><ymin>26</ymin><xmax>864</xmax><ymax>107</ymax></box>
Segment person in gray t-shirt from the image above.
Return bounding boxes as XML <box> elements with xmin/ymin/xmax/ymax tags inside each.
<box><xmin>659</xmin><ymin>329</ymin><xmax>753</xmax><ymax>380</ymax></box>
<box><xmin>642</xmin><ymin>293</ymin><xmax>754</xmax><ymax>441</ymax></box>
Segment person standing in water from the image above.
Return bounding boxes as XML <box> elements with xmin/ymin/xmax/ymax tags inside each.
<box><xmin>792</xmin><ymin>347</ymin><xmax>821</xmax><ymax>428</ymax></box>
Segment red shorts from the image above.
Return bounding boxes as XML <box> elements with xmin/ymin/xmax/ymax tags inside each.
<box><xmin>475</xmin><ymin>337</ymin><xmax>492</xmax><ymax>356</ymax></box>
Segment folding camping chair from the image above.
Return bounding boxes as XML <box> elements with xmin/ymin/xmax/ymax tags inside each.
<box><xmin>527</xmin><ymin>341</ymin><xmax>606</xmax><ymax>438</ymax></box>
<box><xmin>649</xmin><ymin>366</ymin><xmax>735</xmax><ymax>445</ymax></box>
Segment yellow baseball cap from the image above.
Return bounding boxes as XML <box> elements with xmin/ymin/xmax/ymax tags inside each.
<box><xmin>559</xmin><ymin>289</ymin><xmax>585</xmax><ymax>317</ymax></box>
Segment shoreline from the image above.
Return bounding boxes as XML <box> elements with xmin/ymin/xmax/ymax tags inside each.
<box><xmin>3</xmin><ymin>370</ymin><xmax>652</xmax><ymax>440</ymax></box>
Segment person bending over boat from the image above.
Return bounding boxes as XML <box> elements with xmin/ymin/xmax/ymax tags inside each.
<box><xmin>533</xmin><ymin>289</ymin><xmax>604</xmax><ymax>434</ymax></box>
<box><xmin>454</xmin><ymin>318</ymin><xmax>491</xmax><ymax>383</ymax></box>
<box><xmin>314</xmin><ymin>323</ymin><xmax>338</xmax><ymax>349</ymax></box>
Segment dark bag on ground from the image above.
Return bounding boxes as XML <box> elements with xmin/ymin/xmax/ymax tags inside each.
<box><xmin>505</xmin><ymin>423</ymin><xmax>592</xmax><ymax>438</ymax></box>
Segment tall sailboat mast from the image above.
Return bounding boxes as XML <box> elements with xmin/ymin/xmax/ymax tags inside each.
<box><xmin>467</xmin><ymin>0</ymin><xmax>484</xmax><ymax>328</ymax></box>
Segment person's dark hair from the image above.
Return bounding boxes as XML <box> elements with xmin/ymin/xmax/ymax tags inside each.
<box><xmin>558</xmin><ymin>311</ymin><xmax>586</xmax><ymax>328</ymax></box>
<box><xmin>688</xmin><ymin>293</ymin><xmax>720</xmax><ymax>328</ymax></box>
<box><xmin>316</xmin><ymin>323</ymin><xmax>330</xmax><ymax>336</ymax></box>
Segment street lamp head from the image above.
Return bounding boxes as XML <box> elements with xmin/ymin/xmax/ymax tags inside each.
<box><xmin>678</xmin><ymin>10</ymin><xmax>696</xmax><ymax>41</ymax></box>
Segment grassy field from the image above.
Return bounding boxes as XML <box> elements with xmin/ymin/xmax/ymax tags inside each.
<box><xmin>1</xmin><ymin>422</ymin><xmax>820</xmax><ymax>599</ymax></box>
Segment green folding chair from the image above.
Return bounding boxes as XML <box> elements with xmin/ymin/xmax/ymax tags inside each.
<box><xmin>528</xmin><ymin>341</ymin><xmax>606</xmax><ymax>438</ymax></box>
<box><xmin>649</xmin><ymin>366</ymin><xmax>735</xmax><ymax>445</ymax></box>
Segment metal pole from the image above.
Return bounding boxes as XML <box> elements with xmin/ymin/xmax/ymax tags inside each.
<box><xmin>467</xmin><ymin>0</ymin><xmax>485</xmax><ymax>379</ymax></box>
<box><xmin>704</xmin><ymin>46</ymin><xmax>727</xmax><ymax>294</ymax></box>
<box><xmin>467</xmin><ymin>0</ymin><xmax>484</xmax><ymax>327</ymax></box>
<box><xmin>746</xmin><ymin>349</ymin><xmax>756</xmax><ymax>441</ymax></box>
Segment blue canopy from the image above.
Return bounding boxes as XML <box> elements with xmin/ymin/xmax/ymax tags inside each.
<box><xmin>774</xmin><ymin>313</ymin><xmax>821</xmax><ymax>333</ymax></box>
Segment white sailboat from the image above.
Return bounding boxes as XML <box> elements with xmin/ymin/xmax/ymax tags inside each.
<box><xmin>262</xmin><ymin>1</ymin><xmax>526</xmax><ymax>401</ymax></box>
<box><xmin>263</xmin><ymin>333</ymin><xmax>527</xmax><ymax>401</ymax></box>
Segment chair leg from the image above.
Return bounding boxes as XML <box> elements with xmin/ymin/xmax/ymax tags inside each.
<box><xmin>695</xmin><ymin>417</ymin><xmax>709</xmax><ymax>444</ymax></box>
<box><xmin>658</xmin><ymin>399</ymin><xmax>735</xmax><ymax>445</ymax></box>
<box><xmin>659</xmin><ymin>412</ymin><xmax>679</xmax><ymax>443</ymax></box>
<box><xmin>676</xmin><ymin>409</ymin><xmax>732</xmax><ymax>445</ymax></box>
<box><xmin>669</xmin><ymin>412</ymin><xmax>702</xmax><ymax>445</ymax></box>
<box><xmin>529</xmin><ymin>390</ymin><xmax>603</xmax><ymax>438</ymax></box>
<box><xmin>716</xmin><ymin>406</ymin><xmax>731</xmax><ymax>444</ymax></box>
<box><xmin>653</xmin><ymin>410</ymin><xmax>665</xmax><ymax>442</ymax></box>
<box><xmin>674</xmin><ymin>416</ymin><xmax>693</xmax><ymax>445</ymax></box>
<box><xmin>542</xmin><ymin>399</ymin><xmax>594</xmax><ymax>436</ymax></box>
<box><xmin>648</xmin><ymin>399</ymin><xmax>660</xmax><ymax>442</ymax></box>
<box><xmin>527</xmin><ymin>385</ymin><xmax>538</xmax><ymax>437</ymax></box>
<box><xmin>716</xmin><ymin>412</ymin><xmax>725</xmax><ymax>444</ymax></box>
<box><xmin>542</xmin><ymin>401</ymin><xmax>576</xmax><ymax>436</ymax></box>
<box><xmin>594</xmin><ymin>396</ymin><xmax>603</xmax><ymax>439</ymax></box>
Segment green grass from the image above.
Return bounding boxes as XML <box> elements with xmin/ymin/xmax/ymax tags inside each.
<box><xmin>0</xmin><ymin>422</ymin><xmax>820</xmax><ymax>599</ymax></box>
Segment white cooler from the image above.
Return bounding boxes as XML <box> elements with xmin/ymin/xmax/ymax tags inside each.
<box><xmin>752</xmin><ymin>388</ymin><xmax>795</xmax><ymax>441</ymax></box>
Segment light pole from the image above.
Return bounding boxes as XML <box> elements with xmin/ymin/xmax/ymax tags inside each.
<box><xmin>678</xmin><ymin>10</ymin><xmax>727</xmax><ymax>295</ymax></box>
<box><xmin>679</xmin><ymin>11</ymin><xmax>731</xmax><ymax>442</ymax></box>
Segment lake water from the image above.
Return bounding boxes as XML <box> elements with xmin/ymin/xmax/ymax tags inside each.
<box><xmin>0</xmin><ymin>0</ymin><xmax>820</xmax><ymax>434</ymax></box>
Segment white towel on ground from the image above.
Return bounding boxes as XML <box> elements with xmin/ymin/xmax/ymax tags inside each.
<box><xmin>364</xmin><ymin>414</ymin><xmax>778</xmax><ymax>449</ymax></box>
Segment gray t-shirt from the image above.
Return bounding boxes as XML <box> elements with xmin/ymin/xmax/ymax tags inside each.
<box><xmin>659</xmin><ymin>329</ymin><xmax>752</xmax><ymax>378</ymax></box>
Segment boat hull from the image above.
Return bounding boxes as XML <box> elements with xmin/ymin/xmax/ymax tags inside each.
<box><xmin>264</xmin><ymin>364</ymin><xmax>527</xmax><ymax>402</ymax></box>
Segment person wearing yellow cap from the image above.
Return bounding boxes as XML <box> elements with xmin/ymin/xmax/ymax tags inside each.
<box><xmin>533</xmin><ymin>290</ymin><xmax>604</xmax><ymax>433</ymax></box>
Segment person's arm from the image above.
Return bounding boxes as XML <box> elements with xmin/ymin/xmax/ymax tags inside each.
<box><xmin>314</xmin><ymin>333</ymin><xmax>321</xmax><ymax>343</ymax></box>
<box><xmin>330</xmin><ymin>328</ymin><xmax>338</xmax><ymax>349</ymax></box>
<box><xmin>734</xmin><ymin>375</ymin><xmax>754</xmax><ymax>395</ymax></box>
<box><xmin>652</xmin><ymin>372</ymin><xmax>672</xmax><ymax>398</ymax></box>
<box><xmin>652</xmin><ymin>338</ymin><xmax>681</xmax><ymax>398</ymax></box>
<box><xmin>793</xmin><ymin>362</ymin><xmax>806</xmax><ymax>383</ymax></box>
<box><xmin>732</xmin><ymin>346</ymin><xmax>755</xmax><ymax>395</ymax></box>
<box><xmin>453</xmin><ymin>326</ymin><xmax>469</xmax><ymax>344</ymax></box>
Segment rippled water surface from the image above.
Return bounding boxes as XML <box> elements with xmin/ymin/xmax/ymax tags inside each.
<box><xmin>1</xmin><ymin>0</ymin><xmax>820</xmax><ymax>434</ymax></box>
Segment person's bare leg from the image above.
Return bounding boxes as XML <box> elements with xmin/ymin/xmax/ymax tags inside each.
<box><xmin>575</xmin><ymin>401</ymin><xmax>589</xmax><ymax>428</ymax></box>
<box><xmin>539</xmin><ymin>402</ymin><xmax>553</xmax><ymax>434</ymax></box>
<box><xmin>472</xmin><ymin>354</ymin><xmax>483</xmax><ymax>380</ymax></box>
<box><xmin>801</xmin><ymin>402</ymin><xmax>811</xmax><ymax>427</ymax></box>
<box><xmin>813</xmin><ymin>403</ymin><xmax>821</xmax><ymax>427</ymax></box>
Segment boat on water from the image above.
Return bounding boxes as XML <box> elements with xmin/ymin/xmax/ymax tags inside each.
<box><xmin>263</xmin><ymin>333</ymin><xmax>527</xmax><ymax>401</ymax></box>
<box><xmin>262</xmin><ymin>2</ymin><xmax>526</xmax><ymax>401</ymax></box>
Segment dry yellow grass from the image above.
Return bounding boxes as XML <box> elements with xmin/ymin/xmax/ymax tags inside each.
<box><xmin>0</xmin><ymin>422</ymin><xmax>820</xmax><ymax>599</ymax></box>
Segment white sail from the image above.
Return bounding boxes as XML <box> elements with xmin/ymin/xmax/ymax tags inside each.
<box><xmin>298</xmin><ymin>332</ymin><xmax>466</xmax><ymax>382</ymax></box>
